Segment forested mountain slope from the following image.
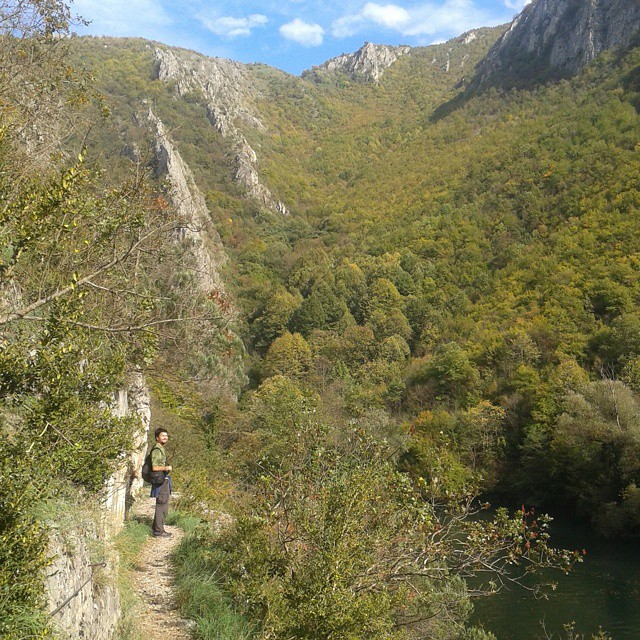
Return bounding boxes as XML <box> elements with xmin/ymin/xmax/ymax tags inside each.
<box><xmin>5</xmin><ymin>0</ymin><xmax>640</xmax><ymax>636</ymax></box>
<box><xmin>73</xmin><ymin>9</ymin><xmax>640</xmax><ymax>539</ymax></box>
<box><xmin>72</xmin><ymin>2</ymin><xmax>640</xmax><ymax>532</ymax></box>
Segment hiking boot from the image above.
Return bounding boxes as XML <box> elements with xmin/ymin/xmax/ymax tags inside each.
<box><xmin>153</xmin><ymin>532</ymin><xmax>173</xmax><ymax>538</ymax></box>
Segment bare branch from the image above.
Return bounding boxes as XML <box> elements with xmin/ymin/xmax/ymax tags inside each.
<box><xmin>0</xmin><ymin>219</ymin><xmax>182</xmax><ymax>325</ymax></box>
<box><xmin>20</xmin><ymin>314</ymin><xmax>228</xmax><ymax>334</ymax></box>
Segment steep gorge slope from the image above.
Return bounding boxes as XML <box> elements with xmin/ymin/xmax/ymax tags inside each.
<box><xmin>473</xmin><ymin>0</ymin><xmax>640</xmax><ymax>88</ymax></box>
<box><xmin>73</xmin><ymin>27</ymin><xmax>503</xmax><ymax>220</ymax></box>
<box><xmin>74</xmin><ymin>0</ymin><xmax>640</xmax><ymax>535</ymax></box>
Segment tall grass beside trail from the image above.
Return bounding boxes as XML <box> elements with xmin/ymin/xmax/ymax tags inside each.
<box><xmin>170</xmin><ymin>513</ymin><xmax>254</xmax><ymax>640</ymax></box>
<box><xmin>114</xmin><ymin>518</ymin><xmax>151</xmax><ymax>640</ymax></box>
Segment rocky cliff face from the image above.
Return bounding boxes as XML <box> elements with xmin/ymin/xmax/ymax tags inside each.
<box><xmin>473</xmin><ymin>0</ymin><xmax>640</xmax><ymax>88</ymax></box>
<box><xmin>154</xmin><ymin>47</ymin><xmax>262</xmax><ymax>137</ymax></box>
<box><xmin>47</xmin><ymin>519</ymin><xmax>120</xmax><ymax>640</ymax></box>
<box><xmin>103</xmin><ymin>371</ymin><xmax>151</xmax><ymax>533</ymax></box>
<box><xmin>154</xmin><ymin>47</ymin><xmax>288</xmax><ymax>214</ymax></box>
<box><xmin>149</xmin><ymin>108</ymin><xmax>231</xmax><ymax>298</ymax></box>
<box><xmin>304</xmin><ymin>42</ymin><xmax>411</xmax><ymax>83</ymax></box>
<box><xmin>47</xmin><ymin>372</ymin><xmax>151</xmax><ymax>640</ymax></box>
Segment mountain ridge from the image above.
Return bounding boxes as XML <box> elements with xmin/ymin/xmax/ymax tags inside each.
<box><xmin>472</xmin><ymin>0</ymin><xmax>640</xmax><ymax>89</ymax></box>
<box><xmin>77</xmin><ymin>0</ymin><xmax>640</xmax><ymax>91</ymax></box>
<box><xmin>302</xmin><ymin>42</ymin><xmax>412</xmax><ymax>83</ymax></box>
<box><xmin>72</xmin><ymin>0</ymin><xmax>640</xmax><ymax>227</ymax></box>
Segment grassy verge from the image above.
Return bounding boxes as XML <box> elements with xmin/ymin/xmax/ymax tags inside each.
<box><xmin>169</xmin><ymin>512</ymin><xmax>254</xmax><ymax>640</ymax></box>
<box><xmin>114</xmin><ymin>519</ymin><xmax>151</xmax><ymax>640</ymax></box>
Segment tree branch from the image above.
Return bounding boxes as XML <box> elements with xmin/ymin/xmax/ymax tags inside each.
<box><xmin>20</xmin><ymin>314</ymin><xmax>228</xmax><ymax>334</ymax></box>
<box><xmin>0</xmin><ymin>220</ymin><xmax>182</xmax><ymax>325</ymax></box>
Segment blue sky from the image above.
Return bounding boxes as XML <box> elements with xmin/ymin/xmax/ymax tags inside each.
<box><xmin>72</xmin><ymin>0</ymin><xmax>531</xmax><ymax>75</ymax></box>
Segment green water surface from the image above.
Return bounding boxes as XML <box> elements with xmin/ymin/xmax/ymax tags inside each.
<box><xmin>470</xmin><ymin>518</ymin><xmax>640</xmax><ymax>639</ymax></box>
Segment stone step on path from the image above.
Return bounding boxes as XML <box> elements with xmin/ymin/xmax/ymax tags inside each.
<box><xmin>130</xmin><ymin>497</ymin><xmax>194</xmax><ymax>640</ymax></box>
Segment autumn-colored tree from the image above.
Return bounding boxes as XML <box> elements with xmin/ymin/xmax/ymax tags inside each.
<box><xmin>262</xmin><ymin>331</ymin><xmax>312</xmax><ymax>379</ymax></box>
<box><xmin>222</xmin><ymin>423</ymin><xmax>578</xmax><ymax>640</ymax></box>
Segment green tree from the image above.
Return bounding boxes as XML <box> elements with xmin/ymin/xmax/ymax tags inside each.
<box><xmin>551</xmin><ymin>379</ymin><xmax>640</xmax><ymax>535</ymax></box>
<box><xmin>377</xmin><ymin>334</ymin><xmax>411</xmax><ymax>363</ymax></box>
<box><xmin>415</xmin><ymin>342</ymin><xmax>480</xmax><ymax>407</ymax></box>
<box><xmin>222</xmin><ymin>425</ymin><xmax>578</xmax><ymax>640</ymax></box>
<box><xmin>0</xmin><ymin>441</ymin><xmax>51</xmax><ymax>639</ymax></box>
<box><xmin>262</xmin><ymin>331</ymin><xmax>312</xmax><ymax>379</ymax></box>
<box><xmin>290</xmin><ymin>282</ymin><xmax>348</xmax><ymax>337</ymax></box>
<box><xmin>456</xmin><ymin>401</ymin><xmax>506</xmax><ymax>483</ymax></box>
<box><xmin>402</xmin><ymin>409</ymin><xmax>473</xmax><ymax>497</ymax></box>
<box><xmin>289</xmin><ymin>289</ymin><xmax>327</xmax><ymax>336</ymax></box>
<box><xmin>365</xmin><ymin>277</ymin><xmax>403</xmax><ymax>318</ymax></box>
<box><xmin>368</xmin><ymin>308</ymin><xmax>412</xmax><ymax>342</ymax></box>
<box><xmin>252</xmin><ymin>286</ymin><xmax>302</xmax><ymax>352</ymax></box>
<box><xmin>335</xmin><ymin>259</ymin><xmax>368</xmax><ymax>322</ymax></box>
<box><xmin>244</xmin><ymin>375</ymin><xmax>318</xmax><ymax>473</ymax></box>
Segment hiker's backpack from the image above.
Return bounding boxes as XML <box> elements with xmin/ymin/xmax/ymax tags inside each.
<box><xmin>141</xmin><ymin>445</ymin><xmax>166</xmax><ymax>485</ymax></box>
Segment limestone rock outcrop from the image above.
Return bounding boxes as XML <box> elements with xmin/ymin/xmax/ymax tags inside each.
<box><xmin>154</xmin><ymin>47</ymin><xmax>262</xmax><ymax>136</ymax></box>
<box><xmin>304</xmin><ymin>42</ymin><xmax>411</xmax><ymax>83</ymax></box>
<box><xmin>154</xmin><ymin>47</ymin><xmax>288</xmax><ymax>215</ymax></box>
<box><xmin>47</xmin><ymin>521</ymin><xmax>120</xmax><ymax>640</ymax></box>
<box><xmin>47</xmin><ymin>372</ymin><xmax>151</xmax><ymax>640</ymax></box>
<box><xmin>103</xmin><ymin>371</ymin><xmax>151</xmax><ymax>534</ymax></box>
<box><xmin>473</xmin><ymin>0</ymin><xmax>640</xmax><ymax>88</ymax></box>
<box><xmin>149</xmin><ymin>108</ymin><xmax>231</xmax><ymax>297</ymax></box>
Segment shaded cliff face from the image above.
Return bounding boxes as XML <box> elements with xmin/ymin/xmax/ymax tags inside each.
<box><xmin>47</xmin><ymin>523</ymin><xmax>120</xmax><ymax>640</ymax></box>
<box><xmin>473</xmin><ymin>0</ymin><xmax>640</xmax><ymax>89</ymax></box>
<box><xmin>46</xmin><ymin>373</ymin><xmax>151</xmax><ymax>640</ymax></box>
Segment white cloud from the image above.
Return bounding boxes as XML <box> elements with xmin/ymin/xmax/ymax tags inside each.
<box><xmin>333</xmin><ymin>0</ymin><xmax>493</xmax><ymax>39</ymax></box>
<box><xmin>362</xmin><ymin>3</ymin><xmax>411</xmax><ymax>30</ymax></box>
<box><xmin>332</xmin><ymin>3</ymin><xmax>411</xmax><ymax>38</ymax></box>
<box><xmin>332</xmin><ymin>14</ymin><xmax>365</xmax><ymax>38</ymax></box>
<box><xmin>199</xmin><ymin>13</ymin><xmax>268</xmax><ymax>37</ymax></box>
<box><xmin>405</xmin><ymin>0</ymin><xmax>485</xmax><ymax>36</ymax></box>
<box><xmin>280</xmin><ymin>18</ymin><xmax>324</xmax><ymax>46</ymax></box>
<box><xmin>504</xmin><ymin>0</ymin><xmax>532</xmax><ymax>9</ymax></box>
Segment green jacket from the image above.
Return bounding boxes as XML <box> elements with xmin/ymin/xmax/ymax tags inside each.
<box><xmin>151</xmin><ymin>443</ymin><xmax>166</xmax><ymax>470</ymax></box>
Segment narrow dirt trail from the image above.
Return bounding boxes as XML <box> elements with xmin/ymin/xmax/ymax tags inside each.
<box><xmin>130</xmin><ymin>499</ymin><xmax>193</xmax><ymax>639</ymax></box>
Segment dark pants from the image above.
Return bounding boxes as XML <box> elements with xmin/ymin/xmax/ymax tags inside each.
<box><xmin>152</xmin><ymin>479</ymin><xmax>170</xmax><ymax>536</ymax></box>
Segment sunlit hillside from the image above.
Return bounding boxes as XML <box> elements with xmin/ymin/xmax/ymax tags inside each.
<box><xmin>4</xmin><ymin>3</ymin><xmax>640</xmax><ymax>634</ymax></box>
<box><xmin>73</xmin><ymin>27</ymin><xmax>640</xmax><ymax>533</ymax></box>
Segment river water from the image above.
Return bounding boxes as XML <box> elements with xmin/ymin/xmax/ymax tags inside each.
<box><xmin>470</xmin><ymin>517</ymin><xmax>640</xmax><ymax>639</ymax></box>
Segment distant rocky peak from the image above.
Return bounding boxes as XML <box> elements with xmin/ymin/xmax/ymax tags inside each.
<box><xmin>304</xmin><ymin>42</ymin><xmax>411</xmax><ymax>83</ymax></box>
<box><xmin>154</xmin><ymin>47</ymin><xmax>263</xmax><ymax>136</ymax></box>
<box><xmin>472</xmin><ymin>0</ymin><xmax>640</xmax><ymax>90</ymax></box>
<box><xmin>462</xmin><ymin>30</ymin><xmax>478</xmax><ymax>45</ymax></box>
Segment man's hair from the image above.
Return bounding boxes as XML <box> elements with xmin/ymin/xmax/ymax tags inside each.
<box><xmin>154</xmin><ymin>427</ymin><xmax>168</xmax><ymax>439</ymax></box>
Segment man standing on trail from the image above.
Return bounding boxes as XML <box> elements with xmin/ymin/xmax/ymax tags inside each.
<box><xmin>150</xmin><ymin>427</ymin><xmax>173</xmax><ymax>538</ymax></box>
